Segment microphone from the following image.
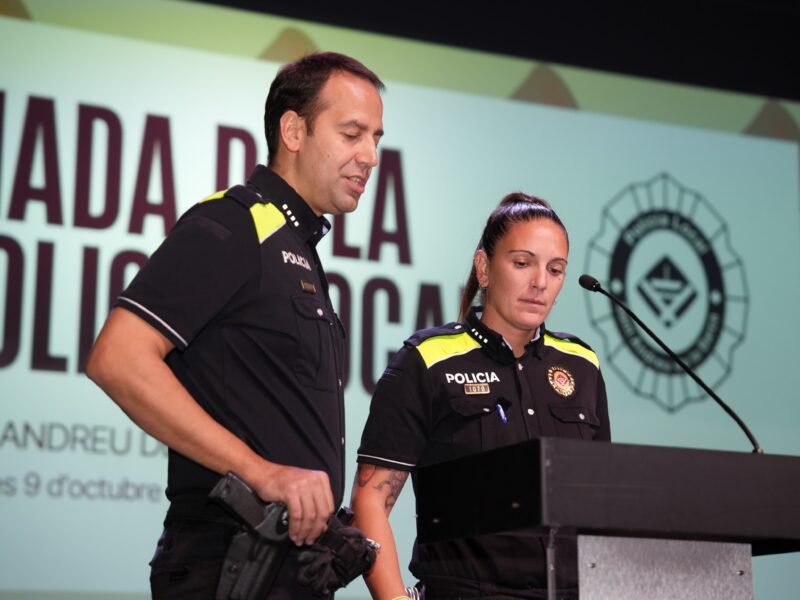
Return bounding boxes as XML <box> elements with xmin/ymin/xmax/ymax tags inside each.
<box><xmin>579</xmin><ymin>273</ymin><xmax>763</xmax><ymax>454</ymax></box>
<box><xmin>578</xmin><ymin>274</ymin><xmax>601</xmax><ymax>293</ymax></box>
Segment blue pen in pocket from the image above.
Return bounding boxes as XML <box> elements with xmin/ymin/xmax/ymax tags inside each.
<box><xmin>495</xmin><ymin>401</ymin><xmax>507</xmax><ymax>425</ymax></box>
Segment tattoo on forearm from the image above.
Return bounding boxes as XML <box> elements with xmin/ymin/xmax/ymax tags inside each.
<box><xmin>356</xmin><ymin>464</ymin><xmax>376</xmax><ymax>488</ymax></box>
<box><xmin>374</xmin><ymin>469</ymin><xmax>409</xmax><ymax>511</ymax></box>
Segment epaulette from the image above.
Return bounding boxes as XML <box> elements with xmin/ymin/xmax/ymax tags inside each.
<box><xmin>214</xmin><ymin>185</ymin><xmax>286</xmax><ymax>244</ymax></box>
<box><xmin>543</xmin><ymin>330</ymin><xmax>600</xmax><ymax>368</ymax></box>
<box><xmin>406</xmin><ymin>323</ymin><xmax>481</xmax><ymax>369</ymax></box>
<box><xmin>224</xmin><ymin>185</ymin><xmax>264</xmax><ymax>209</ymax></box>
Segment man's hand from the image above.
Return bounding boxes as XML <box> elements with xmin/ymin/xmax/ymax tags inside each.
<box><xmin>252</xmin><ymin>464</ymin><xmax>334</xmax><ymax>546</ymax></box>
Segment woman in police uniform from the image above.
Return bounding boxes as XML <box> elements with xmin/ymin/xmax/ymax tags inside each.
<box><xmin>352</xmin><ymin>193</ymin><xmax>610</xmax><ymax>600</ymax></box>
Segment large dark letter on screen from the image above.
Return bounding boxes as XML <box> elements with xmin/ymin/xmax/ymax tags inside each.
<box><xmin>216</xmin><ymin>126</ymin><xmax>257</xmax><ymax>190</ymax></box>
<box><xmin>32</xmin><ymin>242</ymin><xmax>67</xmax><ymax>372</ymax></box>
<box><xmin>368</xmin><ymin>149</ymin><xmax>411</xmax><ymax>264</ymax></box>
<box><xmin>0</xmin><ymin>236</ymin><xmax>23</xmax><ymax>368</ymax></box>
<box><xmin>74</xmin><ymin>104</ymin><xmax>123</xmax><ymax>229</ymax></box>
<box><xmin>361</xmin><ymin>277</ymin><xmax>400</xmax><ymax>394</ymax></box>
<box><xmin>9</xmin><ymin>97</ymin><xmax>63</xmax><ymax>224</ymax></box>
<box><xmin>130</xmin><ymin>116</ymin><xmax>177</xmax><ymax>235</ymax></box>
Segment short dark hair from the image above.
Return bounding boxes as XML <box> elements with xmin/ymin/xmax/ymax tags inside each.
<box><xmin>459</xmin><ymin>192</ymin><xmax>569</xmax><ymax>321</ymax></box>
<box><xmin>264</xmin><ymin>52</ymin><xmax>384</xmax><ymax>164</ymax></box>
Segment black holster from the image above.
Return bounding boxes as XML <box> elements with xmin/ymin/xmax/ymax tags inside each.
<box><xmin>209</xmin><ymin>472</ymin><xmax>290</xmax><ymax>600</ymax></box>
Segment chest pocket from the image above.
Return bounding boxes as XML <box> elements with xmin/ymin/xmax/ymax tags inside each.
<box><xmin>444</xmin><ymin>396</ymin><xmax>515</xmax><ymax>455</ymax></box>
<box><xmin>549</xmin><ymin>405</ymin><xmax>600</xmax><ymax>440</ymax></box>
<box><xmin>292</xmin><ymin>295</ymin><xmax>338</xmax><ymax>391</ymax></box>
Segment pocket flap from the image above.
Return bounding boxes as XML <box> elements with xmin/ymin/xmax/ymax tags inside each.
<box><xmin>449</xmin><ymin>396</ymin><xmax>496</xmax><ymax>417</ymax></box>
<box><xmin>292</xmin><ymin>295</ymin><xmax>331</xmax><ymax>322</ymax></box>
<box><xmin>549</xmin><ymin>405</ymin><xmax>599</xmax><ymax>426</ymax></box>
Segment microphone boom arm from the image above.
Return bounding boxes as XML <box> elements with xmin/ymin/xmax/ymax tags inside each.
<box><xmin>581</xmin><ymin>275</ymin><xmax>762</xmax><ymax>454</ymax></box>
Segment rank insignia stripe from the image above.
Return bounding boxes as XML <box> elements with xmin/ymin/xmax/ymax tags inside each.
<box><xmin>300</xmin><ymin>280</ymin><xmax>317</xmax><ymax>294</ymax></box>
<box><xmin>464</xmin><ymin>383</ymin><xmax>491</xmax><ymax>395</ymax></box>
<box><xmin>548</xmin><ymin>366</ymin><xmax>575</xmax><ymax>397</ymax></box>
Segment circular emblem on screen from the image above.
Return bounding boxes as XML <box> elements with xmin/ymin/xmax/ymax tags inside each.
<box><xmin>584</xmin><ymin>173</ymin><xmax>748</xmax><ymax>412</ymax></box>
<box><xmin>548</xmin><ymin>366</ymin><xmax>575</xmax><ymax>397</ymax></box>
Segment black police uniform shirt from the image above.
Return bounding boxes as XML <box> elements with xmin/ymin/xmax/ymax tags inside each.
<box><xmin>117</xmin><ymin>165</ymin><xmax>347</xmax><ymax>508</ymax></box>
<box><xmin>357</xmin><ymin>307</ymin><xmax>611</xmax><ymax>590</ymax></box>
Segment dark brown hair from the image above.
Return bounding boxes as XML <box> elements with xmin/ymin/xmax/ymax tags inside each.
<box><xmin>264</xmin><ymin>52</ymin><xmax>384</xmax><ymax>165</ymax></box>
<box><xmin>458</xmin><ymin>192</ymin><xmax>569</xmax><ymax>321</ymax></box>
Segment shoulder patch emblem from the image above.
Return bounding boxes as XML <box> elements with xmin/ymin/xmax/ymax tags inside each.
<box><xmin>548</xmin><ymin>366</ymin><xmax>575</xmax><ymax>397</ymax></box>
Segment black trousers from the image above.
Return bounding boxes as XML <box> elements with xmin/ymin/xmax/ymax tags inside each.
<box><xmin>422</xmin><ymin>574</ymin><xmax>578</xmax><ymax>600</ymax></box>
<box><xmin>149</xmin><ymin>518</ymin><xmax>330</xmax><ymax>599</ymax></box>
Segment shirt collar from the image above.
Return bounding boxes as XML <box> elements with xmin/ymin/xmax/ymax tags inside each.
<box><xmin>464</xmin><ymin>306</ymin><xmax>545</xmax><ymax>363</ymax></box>
<box><xmin>246</xmin><ymin>164</ymin><xmax>331</xmax><ymax>247</ymax></box>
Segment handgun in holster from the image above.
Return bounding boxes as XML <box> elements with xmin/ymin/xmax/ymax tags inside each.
<box><xmin>209</xmin><ymin>471</ymin><xmax>290</xmax><ymax>600</ymax></box>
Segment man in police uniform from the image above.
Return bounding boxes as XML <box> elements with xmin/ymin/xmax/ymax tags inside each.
<box><xmin>86</xmin><ymin>52</ymin><xmax>384</xmax><ymax>598</ymax></box>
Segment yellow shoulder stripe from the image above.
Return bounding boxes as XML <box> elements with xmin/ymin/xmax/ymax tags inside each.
<box><xmin>250</xmin><ymin>202</ymin><xmax>285</xmax><ymax>243</ymax></box>
<box><xmin>416</xmin><ymin>333</ymin><xmax>480</xmax><ymax>368</ymax></box>
<box><xmin>198</xmin><ymin>189</ymin><xmax>284</xmax><ymax>242</ymax></box>
<box><xmin>200</xmin><ymin>189</ymin><xmax>227</xmax><ymax>203</ymax></box>
<box><xmin>543</xmin><ymin>334</ymin><xmax>599</xmax><ymax>368</ymax></box>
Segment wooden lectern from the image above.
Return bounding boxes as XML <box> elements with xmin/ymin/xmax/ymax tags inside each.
<box><xmin>416</xmin><ymin>438</ymin><xmax>800</xmax><ymax>600</ymax></box>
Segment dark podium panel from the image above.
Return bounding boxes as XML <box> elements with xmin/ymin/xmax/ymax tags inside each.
<box><xmin>416</xmin><ymin>437</ymin><xmax>800</xmax><ymax>555</ymax></box>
